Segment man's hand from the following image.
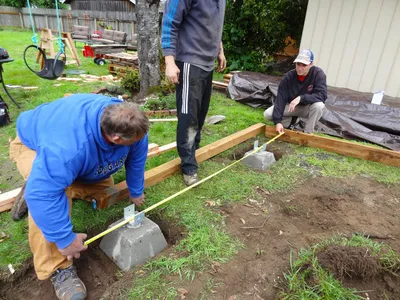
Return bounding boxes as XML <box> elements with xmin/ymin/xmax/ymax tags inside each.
<box><xmin>59</xmin><ymin>233</ymin><xmax>88</xmax><ymax>261</ymax></box>
<box><xmin>288</xmin><ymin>96</ymin><xmax>301</xmax><ymax>112</ymax></box>
<box><xmin>217</xmin><ymin>47</ymin><xmax>226</xmax><ymax>72</ymax></box>
<box><xmin>165</xmin><ymin>56</ymin><xmax>180</xmax><ymax>84</ymax></box>
<box><xmin>275</xmin><ymin>123</ymin><xmax>284</xmax><ymax>134</ymax></box>
<box><xmin>130</xmin><ymin>193</ymin><xmax>145</xmax><ymax>206</ymax></box>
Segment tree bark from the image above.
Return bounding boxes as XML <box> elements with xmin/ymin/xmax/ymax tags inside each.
<box><xmin>136</xmin><ymin>0</ymin><xmax>161</xmax><ymax>100</ymax></box>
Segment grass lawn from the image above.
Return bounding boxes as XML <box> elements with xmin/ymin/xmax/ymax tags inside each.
<box><xmin>1</xmin><ymin>27</ymin><xmax>400</xmax><ymax>299</ymax></box>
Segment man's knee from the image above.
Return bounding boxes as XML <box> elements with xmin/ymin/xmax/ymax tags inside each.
<box><xmin>263</xmin><ymin>106</ymin><xmax>274</xmax><ymax>121</ymax></box>
<box><xmin>310</xmin><ymin>102</ymin><xmax>325</xmax><ymax>112</ymax></box>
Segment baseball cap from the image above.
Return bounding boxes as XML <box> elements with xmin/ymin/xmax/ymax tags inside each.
<box><xmin>294</xmin><ymin>49</ymin><xmax>314</xmax><ymax>65</ymax></box>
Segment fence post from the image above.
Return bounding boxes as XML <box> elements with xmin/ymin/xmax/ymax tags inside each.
<box><xmin>19</xmin><ymin>13</ymin><xmax>24</xmax><ymax>28</ymax></box>
<box><xmin>45</xmin><ymin>15</ymin><xmax>49</xmax><ymax>28</ymax></box>
<box><xmin>60</xmin><ymin>16</ymin><xmax>64</xmax><ymax>32</ymax></box>
<box><xmin>94</xmin><ymin>18</ymin><xmax>97</xmax><ymax>31</ymax></box>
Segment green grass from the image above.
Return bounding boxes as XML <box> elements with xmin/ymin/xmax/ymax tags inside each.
<box><xmin>279</xmin><ymin>235</ymin><xmax>400</xmax><ymax>299</ymax></box>
<box><xmin>0</xmin><ymin>27</ymin><xmax>399</xmax><ymax>298</ymax></box>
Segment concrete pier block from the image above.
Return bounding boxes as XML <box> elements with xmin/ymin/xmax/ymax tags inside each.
<box><xmin>99</xmin><ymin>216</ymin><xmax>168</xmax><ymax>270</ymax></box>
<box><xmin>242</xmin><ymin>150</ymin><xmax>276</xmax><ymax>171</ymax></box>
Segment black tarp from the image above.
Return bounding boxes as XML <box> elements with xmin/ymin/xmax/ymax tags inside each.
<box><xmin>227</xmin><ymin>71</ymin><xmax>400</xmax><ymax>151</ymax></box>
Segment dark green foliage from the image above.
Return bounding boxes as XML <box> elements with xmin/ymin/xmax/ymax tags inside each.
<box><xmin>120</xmin><ymin>69</ymin><xmax>141</xmax><ymax>96</ymax></box>
<box><xmin>223</xmin><ymin>0</ymin><xmax>308</xmax><ymax>72</ymax></box>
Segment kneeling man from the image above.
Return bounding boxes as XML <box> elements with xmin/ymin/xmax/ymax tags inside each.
<box><xmin>264</xmin><ymin>49</ymin><xmax>327</xmax><ymax>134</ymax></box>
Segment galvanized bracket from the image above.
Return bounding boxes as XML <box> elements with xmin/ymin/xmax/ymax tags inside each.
<box><xmin>253</xmin><ymin>140</ymin><xmax>266</xmax><ymax>151</ymax></box>
<box><xmin>124</xmin><ymin>204</ymin><xmax>145</xmax><ymax>228</ymax></box>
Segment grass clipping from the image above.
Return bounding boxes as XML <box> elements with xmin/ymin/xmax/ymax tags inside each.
<box><xmin>279</xmin><ymin>235</ymin><xmax>400</xmax><ymax>299</ymax></box>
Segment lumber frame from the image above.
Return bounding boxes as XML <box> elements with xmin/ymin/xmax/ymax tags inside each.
<box><xmin>0</xmin><ymin>188</ymin><xmax>22</xmax><ymax>213</ymax></box>
<box><xmin>94</xmin><ymin>123</ymin><xmax>266</xmax><ymax>208</ymax></box>
<box><xmin>265</xmin><ymin>126</ymin><xmax>400</xmax><ymax>167</ymax></box>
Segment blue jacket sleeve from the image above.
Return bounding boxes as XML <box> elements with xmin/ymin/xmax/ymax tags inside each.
<box><xmin>161</xmin><ymin>0</ymin><xmax>191</xmax><ymax>56</ymax></box>
<box><xmin>25</xmin><ymin>147</ymin><xmax>80</xmax><ymax>249</ymax></box>
<box><xmin>300</xmin><ymin>70</ymin><xmax>328</xmax><ymax>105</ymax></box>
<box><xmin>272</xmin><ymin>76</ymin><xmax>290</xmax><ymax>124</ymax></box>
<box><xmin>125</xmin><ymin>134</ymin><xmax>148</xmax><ymax>198</ymax></box>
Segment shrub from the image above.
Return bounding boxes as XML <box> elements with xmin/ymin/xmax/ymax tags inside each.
<box><xmin>120</xmin><ymin>69</ymin><xmax>140</xmax><ymax>96</ymax></box>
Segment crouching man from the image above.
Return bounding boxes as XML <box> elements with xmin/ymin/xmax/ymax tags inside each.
<box><xmin>264</xmin><ymin>49</ymin><xmax>327</xmax><ymax>134</ymax></box>
<box><xmin>9</xmin><ymin>94</ymin><xmax>149</xmax><ymax>300</ymax></box>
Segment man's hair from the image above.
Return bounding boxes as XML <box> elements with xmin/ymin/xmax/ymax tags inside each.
<box><xmin>100</xmin><ymin>102</ymin><xmax>149</xmax><ymax>140</ymax></box>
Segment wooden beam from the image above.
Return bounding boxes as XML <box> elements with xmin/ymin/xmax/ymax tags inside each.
<box><xmin>149</xmin><ymin>118</ymin><xmax>178</xmax><ymax>122</ymax></box>
<box><xmin>147</xmin><ymin>142</ymin><xmax>177</xmax><ymax>158</ymax></box>
<box><xmin>94</xmin><ymin>123</ymin><xmax>266</xmax><ymax>208</ymax></box>
<box><xmin>265</xmin><ymin>126</ymin><xmax>400</xmax><ymax>167</ymax></box>
<box><xmin>0</xmin><ymin>188</ymin><xmax>22</xmax><ymax>213</ymax></box>
<box><xmin>148</xmin><ymin>143</ymin><xmax>159</xmax><ymax>152</ymax></box>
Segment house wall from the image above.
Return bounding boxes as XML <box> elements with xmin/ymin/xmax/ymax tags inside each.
<box><xmin>70</xmin><ymin>0</ymin><xmax>136</xmax><ymax>12</ymax></box>
<box><xmin>300</xmin><ymin>0</ymin><xmax>400</xmax><ymax>97</ymax></box>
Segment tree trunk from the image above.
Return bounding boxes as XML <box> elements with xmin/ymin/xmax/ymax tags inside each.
<box><xmin>136</xmin><ymin>0</ymin><xmax>161</xmax><ymax>100</ymax></box>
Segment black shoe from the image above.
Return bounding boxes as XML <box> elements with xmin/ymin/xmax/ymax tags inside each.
<box><xmin>11</xmin><ymin>182</ymin><xmax>28</xmax><ymax>221</ymax></box>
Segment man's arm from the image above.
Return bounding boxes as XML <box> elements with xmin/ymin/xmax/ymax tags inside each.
<box><xmin>272</xmin><ymin>76</ymin><xmax>290</xmax><ymax>125</ymax></box>
<box><xmin>161</xmin><ymin>0</ymin><xmax>191</xmax><ymax>84</ymax></box>
<box><xmin>125</xmin><ymin>134</ymin><xmax>148</xmax><ymax>206</ymax></box>
<box><xmin>25</xmin><ymin>147</ymin><xmax>86</xmax><ymax>257</ymax></box>
<box><xmin>300</xmin><ymin>70</ymin><xmax>327</xmax><ymax>104</ymax></box>
<box><xmin>217</xmin><ymin>42</ymin><xmax>226</xmax><ymax>72</ymax></box>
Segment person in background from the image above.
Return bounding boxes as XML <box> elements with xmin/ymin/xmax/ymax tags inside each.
<box><xmin>264</xmin><ymin>49</ymin><xmax>327</xmax><ymax>134</ymax></box>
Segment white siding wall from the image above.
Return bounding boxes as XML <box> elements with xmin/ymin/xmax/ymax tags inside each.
<box><xmin>300</xmin><ymin>0</ymin><xmax>400</xmax><ymax>98</ymax></box>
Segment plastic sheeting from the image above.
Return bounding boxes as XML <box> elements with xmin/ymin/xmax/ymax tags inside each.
<box><xmin>227</xmin><ymin>71</ymin><xmax>400</xmax><ymax>151</ymax></box>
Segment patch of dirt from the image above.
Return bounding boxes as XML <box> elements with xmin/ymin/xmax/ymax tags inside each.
<box><xmin>1</xmin><ymin>173</ymin><xmax>400</xmax><ymax>299</ymax></box>
<box><xmin>317</xmin><ymin>245</ymin><xmax>381</xmax><ymax>279</ymax></box>
<box><xmin>174</xmin><ymin>176</ymin><xmax>400</xmax><ymax>300</ymax></box>
<box><xmin>0</xmin><ymin>217</ymin><xmax>185</xmax><ymax>300</ymax></box>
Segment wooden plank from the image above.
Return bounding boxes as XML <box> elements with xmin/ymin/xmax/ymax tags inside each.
<box><xmin>0</xmin><ymin>203</ymin><xmax>13</xmax><ymax>213</ymax></box>
<box><xmin>147</xmin><ymin>142</ymin><xmax>177</xmax><ymax>158</ymax></box>
<box><xmin>94</xmin><ymin>123</ymin><xmax>266</xmax><ymax>208</ymax></box>
<box><xmin>149</xmin><ymin>118</ymin><xmax>178</xmax><ymax>122</ymax></box>
<box><xmin>0</xmin><ymin>188</ymin><xmax>22</xmax><ymax>212</ymax></box>
<box><xmin>212</xmin><ymin>80</ymin><xmax>228</xmax><ymax>87</ymax></box>
<box><xmin>265</xmin><ymin>126</ymin><xmax>400</xmax><ymax>167</ymax></box>
<box><xmin>148</xmin><ymin>143</ymin><xmax>159</xmax><ymax>152</ymax></box>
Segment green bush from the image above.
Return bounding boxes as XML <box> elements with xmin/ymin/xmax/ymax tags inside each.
<box><xmin>120</xmin><ymin>69</ymin><xmax>140</xmax><ymax>96</ymax></box>
<box><xmin>223</xmin><ymin>0</ymin><xmax>307</xmax><ymax>72</ymax></box>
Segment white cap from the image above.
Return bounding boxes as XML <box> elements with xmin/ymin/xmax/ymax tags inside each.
<box><xmin>294</xmin><ymin>49</ymin><xmax>314</xmax><ymax>65</ymax></box>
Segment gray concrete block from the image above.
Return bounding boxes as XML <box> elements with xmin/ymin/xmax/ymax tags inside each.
<box><xmin>242</xmin><ymin>150</ymin><xmax>276</xmax><ymax>171</ymax></box>
<box><xmin>99</xmin><ymin>216</ymin><xmax>168</xmax><ymax>270</ymax></box>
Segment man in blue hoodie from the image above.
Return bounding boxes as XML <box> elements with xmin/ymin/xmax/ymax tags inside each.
<box><xmin>161</xmin><ymin>0</ymin><xmax>226</xmax><ymax>186</ymax></box>
<box><xmin>9</xmin><ymin>94</ymin><xmax>149</xmax><ymax>300</ymax></box>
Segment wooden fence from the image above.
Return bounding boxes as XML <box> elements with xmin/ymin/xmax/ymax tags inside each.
<box><xmin>0</xmin><ymin>6</ymin><xmax>137</xmax><ymax>41</ymax></box>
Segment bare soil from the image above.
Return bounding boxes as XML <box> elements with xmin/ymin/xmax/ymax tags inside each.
<box><xmin>1</xmin><ymin>157</ymin><xmax>400</xmax><ymax>299</ymax></box>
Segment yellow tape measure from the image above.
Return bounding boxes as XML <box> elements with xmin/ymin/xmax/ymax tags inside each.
<box><xmin>84</xmin><ymin>132</ymin><xmax>284</xmax><ymax>245</ymax></box>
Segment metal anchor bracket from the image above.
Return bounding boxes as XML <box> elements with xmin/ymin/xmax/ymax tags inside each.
<box><xmin>253</xmin><ymin>140</ymin><xmax>266</xmax><ymax>151</ymax></box>
<box><xmin>124</xmin><ymin>204</ymin><xmax>145</xmax><ymax>228</ymax></box>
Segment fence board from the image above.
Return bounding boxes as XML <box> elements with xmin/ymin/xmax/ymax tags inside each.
<box><xmin>0</xmin><ymin>6</ymin><xmax>138</xmax><ymax>41</ymax></box>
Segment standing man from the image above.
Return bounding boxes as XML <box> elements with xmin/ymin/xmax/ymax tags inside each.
<box><xmin>161</xmin><ymin>0</ymin><xmax>227</xmax><ymax>186</ymax></box>
<box><xmin>9</xmin><ymin>94</ymin><xmax>149</xmax><ymax>300</ymax></box>
<box><xmin>264</xmin><ymin>49</ymin><xmax>327</xmax><ymax>134</ymax></box>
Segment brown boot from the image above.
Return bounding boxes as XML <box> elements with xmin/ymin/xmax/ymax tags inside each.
<box><xmin>51</xmin><ymin>265</ymin><xmax>87</xmax><ymax>300</ymax></box>
<box><xmin>11</xmin><ymin>182</ymin><xmax>27</xmax><ymax>221</ymax></box>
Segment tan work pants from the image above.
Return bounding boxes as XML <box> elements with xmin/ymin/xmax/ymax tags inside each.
<box><xmin>9</xmin><ymin>135</ymin><xmax>113</xmax><ymax>280</ymax></box>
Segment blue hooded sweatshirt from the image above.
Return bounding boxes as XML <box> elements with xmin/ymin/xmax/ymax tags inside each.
<box><xmin>16</xmin><ymin>94</ymin><xmax>148</xmax><ymax>249</ymax></box>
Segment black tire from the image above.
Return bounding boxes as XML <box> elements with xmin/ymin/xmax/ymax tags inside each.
<box><xmin>94</xmin><ymin>58</ymin><xmax>99</xmax><ymax>64</ymax></box>
<box><xmin>97</xmin><ymin>59</ymin><xmax>106</xmax><ymax>66</ymax></box>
